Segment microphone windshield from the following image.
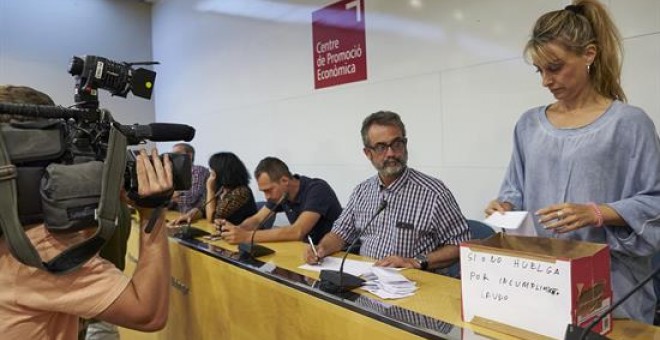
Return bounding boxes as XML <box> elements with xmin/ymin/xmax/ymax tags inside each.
<box><xmin>148</xmin><ymin>123</ymin><xmax>195</xmax><ymax>142</ymax></box>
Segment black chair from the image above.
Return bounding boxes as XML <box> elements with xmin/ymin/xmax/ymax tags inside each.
<box><xmin>466</xmin><ymin>219</ymin><xmax>496</xmax><ymax>240</ymax></box>
<box><xmin>443</xmin><ymin>219</ymin><xmax>496</xmax><ymax>278</ymax></box>
<box><xmin>255</xmin><ymin>201</ymin><xmax>275</xmax><ymax>229</ymax></box>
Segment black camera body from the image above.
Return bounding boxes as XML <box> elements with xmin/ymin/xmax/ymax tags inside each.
<box><xmin>0</xmin><ymin>55</ymin><xmax>194</xmax><ymax>274</ymax></box>
<box><xmin>0</xmin><ymin>54</ymin><xmax>194</xmax><ymax>231</ymax></box>
<box><xmin>68</xmin><ymin>55</ymin><xmax>157</xmax><ymax>109</ymax></box>
<box><xmin>65</xmin><ymin>55</ymin><xmax>192</xmax><ymax>197</ymax></box>
<box><xmin>124</xmin><ymin>151</ymin><xmax>192</xmax><ymax>195</ymax></box>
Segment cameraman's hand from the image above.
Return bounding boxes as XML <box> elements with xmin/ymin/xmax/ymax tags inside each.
<box><xmin>135</xmin><ymin>148</ymin><xmax>173</xmax><ymax>218</ymax></box>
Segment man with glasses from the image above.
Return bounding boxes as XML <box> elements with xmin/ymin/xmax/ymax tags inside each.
<box><xmin>304</xmin><ymin>110</ymin><xmax>469</xmax><ymax>274</ymax></box>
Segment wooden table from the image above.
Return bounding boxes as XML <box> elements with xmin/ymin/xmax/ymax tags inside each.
<box><xmin>119</xmin><ymin>213</ymin><xmax>660</xmax><ymax>339</ymax></box>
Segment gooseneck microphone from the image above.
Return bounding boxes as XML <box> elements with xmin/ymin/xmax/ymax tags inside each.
<box><xmin>319</xmin><ymin>199</ymin><xmax>388</xmax><ymax>294</ymax></box>
<box><xmin>237</xmin><ymin>192</ymin><xmax>289</xmax><ymax>259</ymax></box>
<box><xmin>176</xmin><ymin>189</ymin><xmax>223</xmax><ymax>240</ymax></box>
<box><xmin>564</xmin><ymin>263</ymin><xmax>660</xmax><ymax>340</ymax></box>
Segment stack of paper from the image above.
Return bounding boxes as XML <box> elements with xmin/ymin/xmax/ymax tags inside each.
<box><xmin>299</xmin><ymin>259</ymin><xmax>418</xmax><ymax>299</ymax></box>
<box><xmin>360</xmin><ymin>267</ymin><xmax>417</xmax><ymax>299</ymax></box>
<box><xmin>298</xmin><ymin>257</ymin><xmax>374</xmax><ymax>277</ymax></box>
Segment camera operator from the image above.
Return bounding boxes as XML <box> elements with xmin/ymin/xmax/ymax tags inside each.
<box><xmin>0</xmin><ymin>85</ymin><xmax>174</xmax><ymax>339</ymax></box>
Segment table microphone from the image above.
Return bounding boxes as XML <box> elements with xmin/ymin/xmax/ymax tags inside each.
<box><xmin>319</xmin><ymin>199</ymin><xmax>388</xmax><ymax>294</ymax></box>
<box><xmin>238</xmin><ymin>192</ymin><xmax>288</xmax><ymax>258</ymax></box>
<box><xmin>564</xmin><ymin>262</ymin><xmax>660</xmax><ymax>340</ymax></box>
<box><xmin>176</xmin><ymin>189</ymin><xmax>222</xmax><ymax>239</ymax></box>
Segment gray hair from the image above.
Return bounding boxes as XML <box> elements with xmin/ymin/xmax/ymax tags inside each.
<box><xmin>360</xmin><ymin>110</ymin><xmax>406</xmax><ymax>147</ymax></box>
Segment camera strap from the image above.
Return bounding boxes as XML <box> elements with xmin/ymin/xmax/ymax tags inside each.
<box><xmin>0</xmin><ymin>125</ymin><xmax>127</xmax><ymax>274</ymax></box>
<box><xmin>0</xmin><ymin>124</ymin><xmax>44</xmax><ymax>269</ymax></box>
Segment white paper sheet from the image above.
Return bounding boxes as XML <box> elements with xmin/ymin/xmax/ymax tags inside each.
<box><xmin>298</xmin><ymin>257</ymin><xmax>375</xmax><ymax>277</ymax></box>
<box><xmin>484</xmin><ymin>211</ymin><xmax>537</xmax><ymax>236</ymax></box>
<box><xmin>300</xmin><ymin>260</ymin><xmax>417</xmax><ymax>300</ymax></box>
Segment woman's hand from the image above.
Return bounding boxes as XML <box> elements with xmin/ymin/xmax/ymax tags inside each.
<box><xmin>536</xmin><ymin>203</ymin><xmax>598</xmax><ymax>233</ymax></box>
<box><xmin>484</xmin><ymin>200</ymin><xmax>513</xmax><ymax>217</ymax></box>
<box><xmin>206</xmin><ymin>169</ymin><xmax>216</xmax><ymax>192</ymax></box>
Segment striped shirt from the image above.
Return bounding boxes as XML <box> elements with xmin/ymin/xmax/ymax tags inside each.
<box><xmin>332</xmin><ymin>167</ymin><xmax>469</xmax><ymax>260</ymax></box>
<box><xmin>177</xmin><ymin>165</ymin><xmax>210</xmax><ymax>212</ymax></box>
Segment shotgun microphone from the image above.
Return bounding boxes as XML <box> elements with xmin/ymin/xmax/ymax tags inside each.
<box><xmin>116</xmin><ymin>123</ymin><xmax>196</xmax><ymax>144</ymax></box>
<box><xmin>564</xmin><ymin>263</ymin><xmax>660</xmax><ymax>340</ymax></box>
<box><xmin>237</xmin><ymin>192</ymin><xmax>289</xmax><ymax>258</ymax></box>
<box><xmin>319</xmin><ymin>199</ymin><xmax>388</xmax><ymax>294</ymax></box>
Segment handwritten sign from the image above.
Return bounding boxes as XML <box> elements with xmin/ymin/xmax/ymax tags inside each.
<box><xmin>312</xmin><ymin>0</ymin><xmax>367</xmax><ymax>89</ymax></box>
<box><xmin>460</xmin><ymin>247</ymin><xmax>572</xmax><ymax>339</ymax></box>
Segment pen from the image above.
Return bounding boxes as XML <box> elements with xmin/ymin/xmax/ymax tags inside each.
<box><xmin>307</xmin><ymin>235</ymin><xmax>322</xmax><ymax>265</ymax></box>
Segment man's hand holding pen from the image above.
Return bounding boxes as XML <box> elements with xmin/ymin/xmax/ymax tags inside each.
<box><xmin>304</xmin><ymin>239</ymin><xmax>325</xmax><ymax>265</ymax></box>
<box><xmin>306</xmin><ymin>235</ymin><xmax>323</xmax><ymax>265</ymax></box>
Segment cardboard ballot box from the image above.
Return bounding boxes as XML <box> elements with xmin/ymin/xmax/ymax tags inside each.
<box><xmin>460</xmin><ymin>233</ymin><xmax>611</xmax><ymax>339</ymax></box>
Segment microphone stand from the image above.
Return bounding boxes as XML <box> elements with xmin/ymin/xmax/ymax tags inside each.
<box><xmin>319</xmin><ymin>200</ymin><xmax>387</xmax><ymax>294</ymax></box>
<box><xmin>565</xmin><ymin>262</ymin><xmax>660</xmax><ymax>340</ymax></box>
<box><xmin>176</xmin><ymin>189</ymin><xmax>222</xmax><ymax>240</ymax></box>
<box><xmin>237</xmin><ymin>193</ymin><xmax>288</xmax><ymax>259</ymax></box>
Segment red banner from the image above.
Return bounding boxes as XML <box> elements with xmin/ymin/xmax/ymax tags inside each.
<box><xmin>312</xmin><ymin>0</ymin><xmax>367</xmax><ymax>89</ymax></box>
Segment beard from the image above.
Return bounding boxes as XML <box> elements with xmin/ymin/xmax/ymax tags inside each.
<box><xmin>372</xmin><ymin>152</ymin><xmax>408</xmax><ymax>178</ymax></box>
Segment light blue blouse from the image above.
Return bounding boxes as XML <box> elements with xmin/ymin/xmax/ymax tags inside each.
<box><xmin>498</xmin><ymin>100</ymin><xmax>660</xmax><ymax>323</ymax></box>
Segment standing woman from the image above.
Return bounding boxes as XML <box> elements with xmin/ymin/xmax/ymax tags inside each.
<box><xmin>176</xmin><ymin>152</ymin><xmax>257</xmax><ymax>226</ymax></box>
<box><xmin>485</xmin><ymin>0</ymin><xmax>660</xmax><ymax>323</ymax></box>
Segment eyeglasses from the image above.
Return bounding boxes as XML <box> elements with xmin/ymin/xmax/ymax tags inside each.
<box><xmin>366</xmin><ymin>138</ymin><xmax>407</xmax><ymax>155</ymax></box>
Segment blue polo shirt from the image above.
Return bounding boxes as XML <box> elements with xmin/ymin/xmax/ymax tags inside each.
<box><xmin>266</xmin><ymin>175</ymin><xmax>342</xmax><ymax>243</ymax></box>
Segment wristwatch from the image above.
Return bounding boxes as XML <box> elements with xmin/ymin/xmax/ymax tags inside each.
<box><xmin>414</xmin><ymin>254</ymin><xmax>429</xmax><ymax>271</ymax></box>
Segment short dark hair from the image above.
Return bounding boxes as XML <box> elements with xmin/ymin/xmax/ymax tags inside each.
<box><xmin>173</xmin><ymin>143</ymin><xmax>195</xmax><ymax>162</ymax></box>
<box><xmin>360</xmin><ymin>110</ymin><xmax>406</xmax><ymax>147</ymax></box>
<box><xmin>0</xmin><ymin>85</ymin><xmax>55</xmax><ymax>123</ymax></box>
<box><xmin>254</xmin><ymin>157</ymin><xmax>292</xmax><ymax>182</ymax></box>
<box><xmin>208</xmin><ymin>152</ymin><xmax>250</xmax><ymax>191</ymax></box>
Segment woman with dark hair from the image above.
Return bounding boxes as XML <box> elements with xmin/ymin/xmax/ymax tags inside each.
<box><xmin>175</xmin><ymin>152</ymin><xmax>257</xmax><ymax>226</ymax></box>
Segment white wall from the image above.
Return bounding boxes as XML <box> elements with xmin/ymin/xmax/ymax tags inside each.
<box><xmin>150</xmin><ymin>0</ymin><xmax>660</xmax><ymax>220</ymax></box>
<box><xmin>1</xmin><ymin>0</ymin><xmax>658</xmax><ymax>221</ymax></box>
<box><xmin>0</xmin><ymin>0</ymin><xmax>155</xmax><ymax>125</ymax></box>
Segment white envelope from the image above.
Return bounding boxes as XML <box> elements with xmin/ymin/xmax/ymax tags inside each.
<box><xmin>483</xmin><ymin>211</ymin><xmax>537</xmax><ymax>236</ymax></box>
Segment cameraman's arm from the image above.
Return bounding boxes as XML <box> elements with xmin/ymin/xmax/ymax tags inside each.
<box><xmin>95</xmin><ymin>149</ymin><xmax>173</xmax><ymax>331</ymax></box>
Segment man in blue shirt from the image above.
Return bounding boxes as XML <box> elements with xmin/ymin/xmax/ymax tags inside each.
<box><xmin>218</xmin><ymin>157</ymin><xmax>341</xmax><ymax>244</ymax></box>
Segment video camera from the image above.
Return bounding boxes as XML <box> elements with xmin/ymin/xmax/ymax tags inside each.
<box><xmin>0</xmin><ymin>55</ymin><xmax>195</xmax><ymax>273</ymax></box>
<box><xmin>1</xmin><ymin>55</ymin><xmax>194</xmax><ymax>199</ymax></box>
<box><xmin>68</xmin><ymin>55</ymin><xmax>157</xmax><ymax>108</ymax></box>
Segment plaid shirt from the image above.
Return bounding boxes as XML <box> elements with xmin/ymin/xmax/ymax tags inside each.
<box><xmin>177</xmin><ymin>164</ymin><xmax>209</xmax><ymax>212</ymax></box>
<box><xmin>332</xmin><ymin>167</ymin><xmax>469</xmax><ymax>259</ymax></box>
